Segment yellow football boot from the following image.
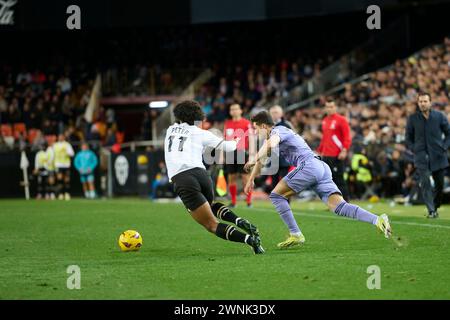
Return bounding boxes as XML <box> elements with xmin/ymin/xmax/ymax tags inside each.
<box><xmin>277</xmin><ymin>234</ymin><xmax>305</xmax><ymax>249</ymax></box>
<box><xmin>376</xmin><ymin>214</ymin><xmax>392</xmax><ymax>238</ymax></box>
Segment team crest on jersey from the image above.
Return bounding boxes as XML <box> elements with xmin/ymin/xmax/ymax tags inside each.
<box><xmin>226</xmin><ymin>128</ymin><xmax>234</xmax><ymax>136</ymax></box>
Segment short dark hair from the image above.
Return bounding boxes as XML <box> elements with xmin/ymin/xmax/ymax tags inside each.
<box><xmin>250</xmin><ymin>111</ymin><xmax>274</xmax><ymax>126</ymax></box>
<box><xmin>417</xmin><ymin>92</ymin><xmax>431</xmax><ymax>100</ymax></box>
<box><xmin>325</xmin><ymin>97</ymin><xmax>335</xmax><ymax>104</ymax></box>
<box><xmin>173</xmin><ymin>100</ymin><xmax>205</xmax><ymax>125</ymax></box>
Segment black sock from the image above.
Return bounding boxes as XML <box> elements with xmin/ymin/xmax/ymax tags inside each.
<box><xmin>215</xmin><ymin>223</ymin><xmax>252</xmax><ymax>245</ymax></box>
<box><xmin>42</xmin><ymin>179</ymin><xmax>47</xmax><ymax>194</ymax></box>
<box><xmin>211</xmin><ymin>202</ymin><xmax>242</xmax><ymax>225</ymax></box>
<box><xmin>57</xmin><ymin>181</ymin><xmax>64</xmax><ymax>195</ymax></box>
<box><xmin>65</xmin><ymin>182</ymin><xmax>70</xmax><ymax>194</ymax></box>
<box><xmin>37</xmin><ymin>176</ymin><xmax>44</xmax><ymax>195</ymax></box>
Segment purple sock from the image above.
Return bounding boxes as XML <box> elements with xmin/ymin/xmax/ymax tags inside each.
<box><xmin>334</xmin><ymin>200</ymin><xmax>378</xmax><ymax>225</ymax></box>
<box><xmin>269</xmin><ymin>192</ymin><xmax>302</xmax><ymax>235</ymax></box>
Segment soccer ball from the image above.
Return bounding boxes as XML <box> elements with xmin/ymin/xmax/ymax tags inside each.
<box><xmin>118</xmin><ymin>230</ymin><xmax>143</xmax><ymax>251</ymax></box>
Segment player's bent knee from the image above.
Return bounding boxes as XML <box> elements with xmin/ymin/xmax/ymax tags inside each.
<box><xmin>269</xmin><ymin>192</ymin><xmax>287</xmax><ymax>204</ymax></box>
<box><xmin>203</xmin><ymin>219</ymin><xmax>218</xmax><ymax>233</ymax></box>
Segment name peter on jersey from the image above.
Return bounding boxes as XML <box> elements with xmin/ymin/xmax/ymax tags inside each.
<box><xmin>170</xmin><ymin>126</ymin><xmax>190</xmax><ymax>135</ymax></box>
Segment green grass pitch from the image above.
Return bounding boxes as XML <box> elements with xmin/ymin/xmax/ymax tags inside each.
<box><xmin>0</xmin><ymin>198</ymin><xmax>449</xmax><ymax>299</ymax></box>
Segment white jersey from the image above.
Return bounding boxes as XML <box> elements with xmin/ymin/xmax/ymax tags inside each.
<box><xmin>164</xmin><ymin>123</ymin><xmax>236</xmax><ymax>180</ymax></box>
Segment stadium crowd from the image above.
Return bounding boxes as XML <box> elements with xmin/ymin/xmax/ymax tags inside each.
<box><xmin>281</xmin><ymin>37</ymin><xmax>450</xmax><ymax>200</ymax></box>
<box><xmin>195</xmin><ymin>37</ymin><xmax>450</xmax><ymax>201</ymax></box>
<box><xmin>1</xmin><ymin>19</ymin><xmax>350</xmax><ymax>152</ymax></box>
<box><xmin>0</xmin><ymin>66</ymin><xmax>123</xmax><ymax>152</ymax></box>
<box><xmin>195</xmin><ymin>58</ymin><xmax>329</xmax><ymax>124</ymax></box>
<box><xmin>0</xmin><ymin>25</ymin><xmax>449</xmax><ymax>201</ymax></box>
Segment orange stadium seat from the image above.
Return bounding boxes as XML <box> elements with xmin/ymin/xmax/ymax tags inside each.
<box><xmin>95</xmin><ymin>121</ymin><xmax>107</xmax><ymax>138</ymax></box>
<box><xmin>27</xmin><ymin>129</ymin><xmax>40</xmax><ymax>144</ymax></box>
<box><xmin>115</xmin><ymin>131</ymin><xmax>125</xmax><ymax>144</ymax></box>
<box><xmin>1</xmin><ymin>124</ymin><xmax>13</xmax><ymax>137</ymax></box>
<box><xmin>13</xmin><ymin>123</ymin><xmax>27</xmax><ymax>139</ymax></box>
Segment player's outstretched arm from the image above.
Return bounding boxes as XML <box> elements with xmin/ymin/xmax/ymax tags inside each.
<box><xmin>244</xmin><ymin>134</ymin><xmax>280</xmax><ymax>172</ymax></box>
<box><xmin>202</xmin><ymin>129</ymin><xmax>238</xmax><ymax>152</ymax></box>
<box><xmin>244</xmin><ymin>135</ymin><xmax>280</xmax><ymax>195</ymax></box>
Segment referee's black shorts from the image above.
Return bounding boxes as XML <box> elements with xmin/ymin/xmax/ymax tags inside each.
<box><xmin>224</xmin><ymin>149</ymin><xmax>248</xmax><ymax>175</ymax></box>
<box><xmin>171</xmin><ymin>167</ymin><xmax>214</xmax><ymax>212</ymax></box>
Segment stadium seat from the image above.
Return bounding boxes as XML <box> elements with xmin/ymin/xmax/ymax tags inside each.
<box><xmin>13</xmin><ymin>123</ymin><xmax>27</xmax><ymax>139</ymax></box>
<box><xmin>27</xmin><ymin>129</ymin><xmax>40</xmax><ymax>144</ymax></box>
<box><xmin>1</xmin><ymin>124</ymin><xmax>13</xmax><ymax>137</ymax></box>
<box><xmin>95</xmin><ymin>121</ymin><xmax>107</xmax><ymax>138</ymax></box>
<box><xmin>115</xmin><ymin>131</ymin><xmax>125</xmax><ymax>144</ymax></box>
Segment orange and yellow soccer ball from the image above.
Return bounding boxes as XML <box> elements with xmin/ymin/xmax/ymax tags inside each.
<box><xmin>118</xmin><ymin>230</ymin><xmax>143</xmax><ymax>251</ymax></box>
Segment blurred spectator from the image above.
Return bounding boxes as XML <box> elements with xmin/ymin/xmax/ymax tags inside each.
<box><xmin>56</xmin><ymin>75</ymin><xmax>72</xmax><ymax>94</ymax></box>
<box><xmin>284</xmin><ymin>37</ymin><xmax>450</xmax><ymax>200</ymax></box>
<box><xmin>350</xmin><ymin>148</ymin><xmax>373</xmax><ymax>199</ymax></box>
<box><xmin>31</xmin><ymin>130</ymin><xmax>46</xmax><ymax>152</ymax></box>
<box><xmin>74</xmin><ymin>142</ymin><xmax>98</xmax><ymax>199</ymax></box>
<box><xmin>0</xmin><ymin>135</ymin><xmax>12</xmax><ymax>152</ymax></box>
<box><xmin>151</xmin><ymin>161</ymin><xmax>170</xmax><ymax>199</ymax></box>
<box><xmin>105</xmin><ymin>128</ymin><xmax>117</xmax><ymax>147</ymax></box>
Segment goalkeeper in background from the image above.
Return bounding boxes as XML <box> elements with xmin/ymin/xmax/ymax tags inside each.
<box><xmin>74</xmin><ymin>142</ymin><xmax>98</xmax><ymax>199</ymax></box>
<box><xmin>53</xmin><ymin>134</ymin><xmax>75</xmax><ymax>200</ymax></box>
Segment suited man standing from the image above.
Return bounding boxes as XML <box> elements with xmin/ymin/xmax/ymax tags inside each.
<box><xmin>405</xmin><ymin>92</ymin><xmax>450</xmax><ymax>218</ymax></box>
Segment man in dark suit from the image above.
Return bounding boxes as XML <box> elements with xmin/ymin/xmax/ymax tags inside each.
<box><xmin>405</xmin><ymin>92</ymin><xmax>450</xmax><ymax>218</ymax></box>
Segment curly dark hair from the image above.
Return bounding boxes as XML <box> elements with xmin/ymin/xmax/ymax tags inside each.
<box><xmin>250</xmin><ymin>111</ymin><xmax>274</xmax><ymax>126</ymax></box>
<box><xmin>173</xmin><ymin>100</ymin><xmax>205</xmax><ymax>125</ymax></box>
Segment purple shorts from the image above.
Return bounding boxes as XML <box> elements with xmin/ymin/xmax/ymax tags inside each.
<box><xmin>283</xmin><ymin>157</ymin><xmax>342</xmax><ymax>203</ymax></box>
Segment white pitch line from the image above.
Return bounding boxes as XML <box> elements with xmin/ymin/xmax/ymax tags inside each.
<box><xmin>251</xmin><ymin>208</ymin><xmax>450</xmax><ymax>230</ymax></box>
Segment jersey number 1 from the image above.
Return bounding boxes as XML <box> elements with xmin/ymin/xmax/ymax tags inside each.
<box><xmin>168</xmin><ymin>136</ymin><xmax>187</xmax><ymax>152</ymax></box>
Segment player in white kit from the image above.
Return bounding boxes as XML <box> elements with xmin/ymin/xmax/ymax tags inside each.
<box><xmin>164</xmin><ymin>100</ymin><xmax>264</xmax><ymax>254</ymax></box>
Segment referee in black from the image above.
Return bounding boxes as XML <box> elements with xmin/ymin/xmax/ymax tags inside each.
<box><xmin>405</xmin><ymin>92</ymin><xmax>450</xmax><ymax>218</ymax></box>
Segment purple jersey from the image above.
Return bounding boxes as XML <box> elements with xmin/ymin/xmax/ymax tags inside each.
<box><xmin>270</xmin><ymin>126</ymin><xmax>315</xmax><ymax>166</ymax></box>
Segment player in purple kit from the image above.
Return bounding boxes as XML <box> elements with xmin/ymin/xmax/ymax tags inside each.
<box><xmin>244</xmin><ymin>111</ymin><xmax>392</xmax><ymax>249</ymax></box>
